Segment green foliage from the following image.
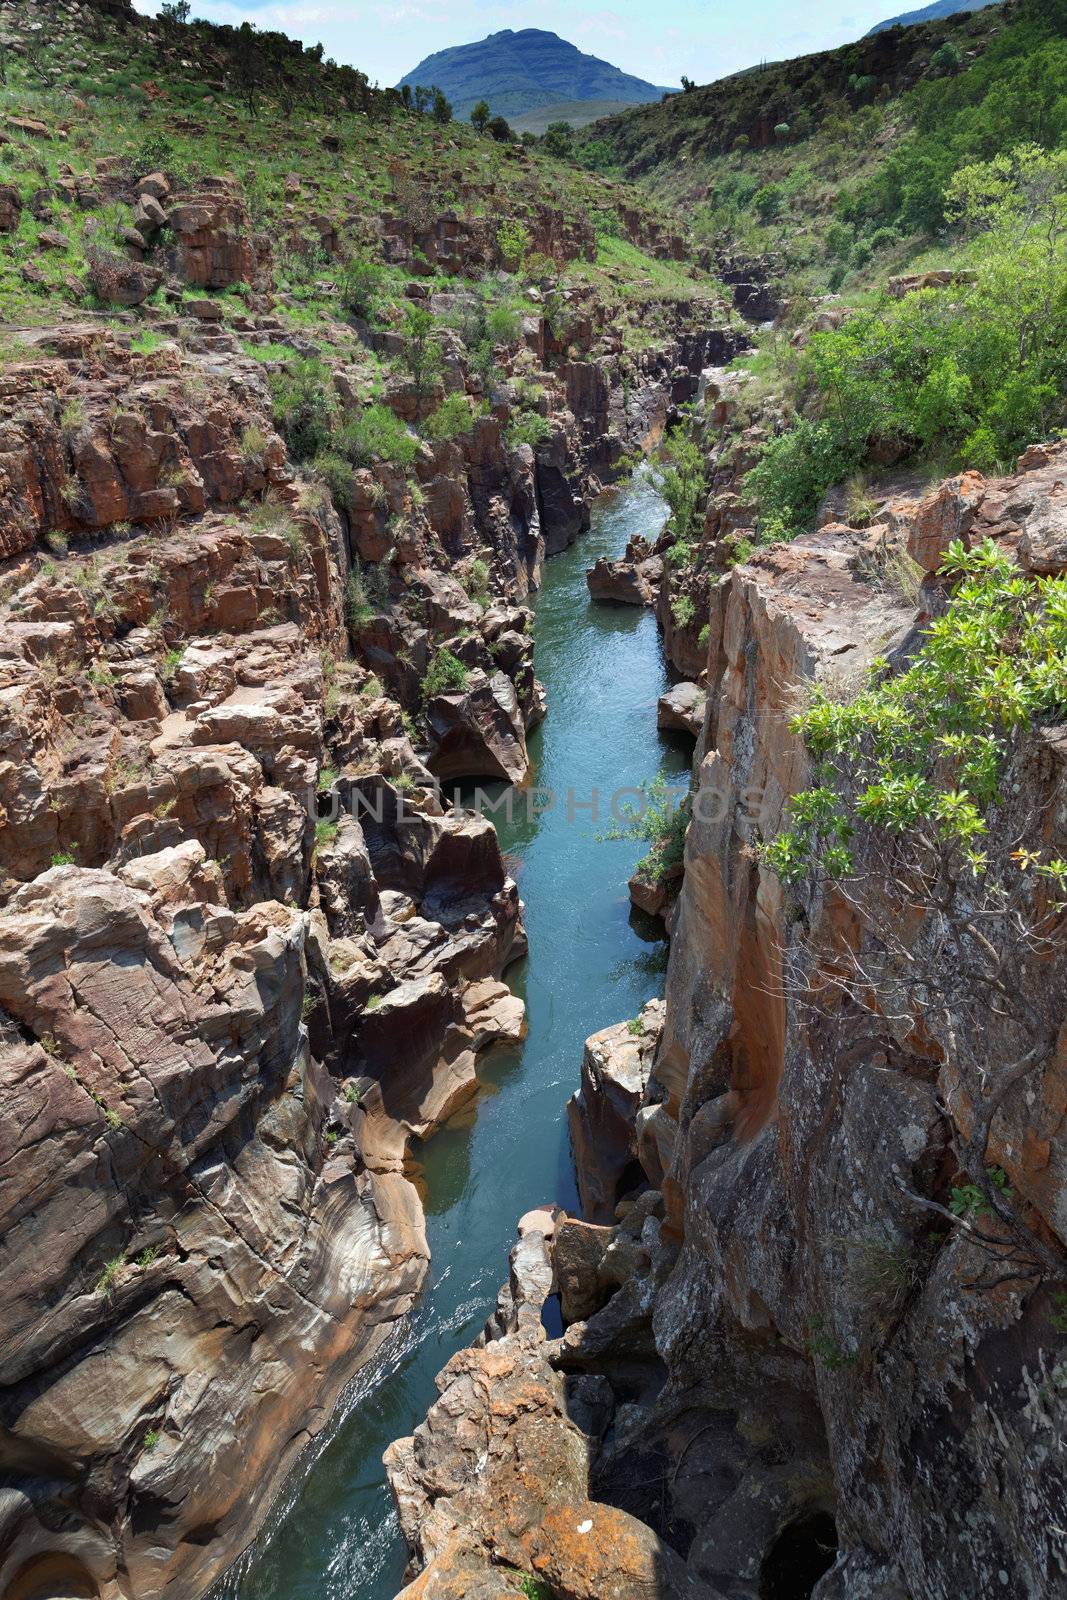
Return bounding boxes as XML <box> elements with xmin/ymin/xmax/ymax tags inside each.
<box><xmin>337</xmin><ymin>404</ymin><xmax>418</xmax><ymax>469</ymax></box>
<box><xmin>143</xmin><ymin>1428</ymin><xmax>162</xmax><ymax>1452</ymax></box>
<box><xmin>672</xmin><ymin>593</ymin><xmax>696</xmax><ymax>627</ymax></box>
<box><xmin>930</xmin><ymin>41</ymin><xmax>962</xmax><ymax>77</ymax></box>
<box><xmin>496</xmin><ymin>218</ymin><xmax>530</xmax><ymax>271</ymax></box>
<box><xmin>401</xmin><ymin>303</ymin><xmax>442</xmax><ymax>397</ymax></box>
<box><xmin>604</xmin><ymin>772</ymin><xmax>691</xmax><ymax>884</ymax></box>
<box><xmin>339</xmin><ymin>254</ymin><xmax>386</xmax><ymax>319</ymax></box>
<box><xmin>754</xmin><ymin>182</ymin><xmax>784</xmax><ymax>221</ymax></box>
<box><xmin>651</xmin><ymin>427</ymin><xmax>706</xmax><ymax>546</ymax></box>
<box><xmin>804</xmin><ymin>1314</ymin><xmax>855</xmax><ymax>1371</ymax></box>
<box><xmin>765</xmin><ymin>540</ymin><xmax>1067</xmax><ymax>888</ymax></box>
<box><xmin>315</xmin><ymin>820</ymin><xmax>338</xmax><ymax>847</ymax></box>
<box><xmin>518</xmin><ymin>1576</ymin><xmax>554</xmax><ymax>1600</ymax></box>
<box><xmin>95</xmin><ymin>1255</ymin><xmax>124</xmax><ymax>1296</ymax></box>
<box><xmin>543</xmin><ymin>121</ymin><xmax>574</xmax><ymax>160</ymax></box>
<box><xmin>470</xmin><ymin>99</ymin><xmax>490</xmax><ymax>134</ymax></box>
<box><xmin>847</xmin><ymin>6</ymin><xmax>1067</xmax><ymax>234</ymax></box>
<box><xmin>950</xmin><ymin>1166</ymin><xmax>1014</xmax><ymax>1219</ymax></box>
<box><xmin>746</xmin><ymin>147</ymin><xmax>1067</xmax><ymax>535</ymax></box>
<box><xmin>422</xmin><ymin>647</ymin><xmax>469</xmax><ymax>698</ymax></box>
<box><xmin>505</xmin><ymin>409</ymin><xmax>550</xmax><ymax>450</ymax></box>
<box><xmin>51</xmin><ymin>850</ymin><xmax>76</xmax><ymax>867</ymax></box>
<box><xmin>423</xmin><ymin>391</ymin><xmax>477</xmax><ymax>441</ymax></box>
<box><xmin>269</xmin><ymin>357</ymin><xmax>334</xmax><ymax>463</ymax></box>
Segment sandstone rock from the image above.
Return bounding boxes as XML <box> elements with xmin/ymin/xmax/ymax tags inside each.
<box><xmin>905</xmin><ymin>470</ymin><xmax>985</xmax><ymax>572</ymax></box>
<box><xmin>0</xmin><ymin>183</ymin><xmax>22</xmax><ymax>230</ymax></box>
<box><xmin>657</xmin><ymin>681</ymin><xmax>705</xmax><ymax>737</ymax></box>
<box><xmin>567</xmin><ymin>1001</ymin><xmax>663</xmax><ymax>1222</ymax></box>
<box><xmin>554</xmin><ymin>1217</ymin><xmax>614</xmax><ymax>1323</ymax></box>
<box><xmin>424</xmin><ymin>668</ymin><xmax>530</xmax><ymax>785</ymax></box>
<box><xmin>0</xmin><ymin>857</ymin><xmax>428</xmax><ymax>1598</ymax></box>
<box><xmin>1019</xmin><ymin>492</ymin><xmax>1067</xmax><ymax>574</ymax></box>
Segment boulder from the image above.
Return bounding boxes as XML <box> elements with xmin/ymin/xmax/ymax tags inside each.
<box><xmin>657</xmin><ymin>681</ymin><xmax>705</xmax><ymax>737</ymax></box>
<box><xmin>424</xmin><ymin>669</ymin><xmax>530</xmax><ymax>785</ymax></box>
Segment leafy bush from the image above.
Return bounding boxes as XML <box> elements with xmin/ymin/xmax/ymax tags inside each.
<box><xmin>604</xmin><ymin>772</ymin><xmax>691</xmax><ymax>884</ymax></box>
<box><xmin>339</xmin><ymin>254</ymin><xmax>386</xmax><ymax>319</ymax></box>
<box><xmin>422</xmin><ymin>647</ymin><xmax>469</xmax><ymax>698</ymax></box>
<box><xmin>496</xmin><ymin>219</ymin><xmax>530</xmax><ymax>270</ymax></box>
<box><xmin>505</xmin><ymin>409</ymin><xmax>550</xmax><ymax>449</ymax></box>
<box><xmin>764</xmin><ymin>539</ymin><xmax>1067</xmax><ymax>887</ymax></box>
<box><xmin>672</xmin><ymin>593</ymin><xmax>696</xmax><ymax>627</ymax></box>
<box><xmin>423</xmin><ymin>392</ymin><xmax>477</xmax><ymax>441</ymax></box>
<box><xmin>269</xmin><ymin>357</ymin><xmax>334</xmax><ymax>463</ymax></box>
<box><xmin>746</xmin><ymin>147</ymin><xmax>1067</xmax><ymax>536</ymax></box>
<box><xmin>337</xmin><ymin>404</ymin><xmax>418</xmax><ymax>469</ymax></box>
<box><xmin>651</xmin><ymin>428</ymin><xmax>706</xmax><ymax>545</ymax></box>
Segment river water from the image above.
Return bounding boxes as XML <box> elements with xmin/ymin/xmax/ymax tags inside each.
<box><xmin>222</xmin><ymin>468</ymin><xmax>690</xmax><ymax>1600</ymax></box>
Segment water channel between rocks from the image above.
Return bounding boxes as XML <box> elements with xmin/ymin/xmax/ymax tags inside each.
<box><xmin>222</xmin><ymin>467</ymin><xmax>691</xmax><ymax>1600</ymax></box>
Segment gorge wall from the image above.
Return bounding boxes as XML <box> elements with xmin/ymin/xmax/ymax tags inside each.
<box><xmin>0</xmin><ymin>159</ymin><xmax>737</xmax><ymax>1599</ymax></box>
<box><xmin>384</xmin><ymin>430</ymin><xmax>1067</xmax><ymax>1598</ymax></box>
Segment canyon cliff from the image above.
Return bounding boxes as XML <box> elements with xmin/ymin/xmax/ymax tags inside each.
<box><xmin>386</xmin><ymin>442</ymin><xmax>1067</xmax><ymax>1599</ymax></box>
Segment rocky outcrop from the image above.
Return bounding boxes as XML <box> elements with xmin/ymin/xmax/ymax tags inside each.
<box><xmin>657</xmin><ymin>681</ymin><xmax>705</xmax><ymax>737</ymax></box>
<box><xmin>385</xmin><ymin>1205</ymin><xmax>722</xmax><ymax>1600</ymax></box>
<box><xmin>392</xmin><ymin>446</ymin><xmax>1067</xmax><ymax>1600</ymax></box>
<box><xmin>587</xmin><ymin>534</ymin><xmax>662</xmax><ymax>605</ymax></box>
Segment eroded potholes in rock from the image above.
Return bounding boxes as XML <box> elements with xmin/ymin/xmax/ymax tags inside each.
<box><xmin>759</xmin><ymin>1511</ymin><xmax>838</xmax><ymax>1600</ymax></box>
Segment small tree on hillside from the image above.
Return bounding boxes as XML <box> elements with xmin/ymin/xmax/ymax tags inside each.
<box><xmin>543</xmin><ymin>121</ymin><xmax>574</xmax><ymax>159</ymax></box>
<box><xmin>431</xmin><ymin>87</ymin><xmax>452</xmax><ymax>125</ymax></box>
<box><xmin>470</xmin><ymin>99</ymin><xmax>491</xmax><ymax>134</ymax></box>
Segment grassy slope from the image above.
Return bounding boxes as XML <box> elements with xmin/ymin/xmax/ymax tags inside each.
<box><xmin>0</xmin><ymin>1</ymin><xmax>714</xmax><ymax>343</ymax></box>
<box><xmin>575</xmin><ymin>2</ymin><xmax>1013</xmax><ymax>295</ymax></box>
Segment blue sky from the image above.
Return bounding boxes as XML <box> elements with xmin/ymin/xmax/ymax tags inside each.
<box><xmin>132</xmin><ymin>0</ymin><xmax>910</xmax><ymax>90</ymax></box>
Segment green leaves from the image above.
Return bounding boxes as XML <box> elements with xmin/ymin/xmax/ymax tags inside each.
<box><xmin>766</xmin><ymin>540</ymin><xmax>1067</xmax><ymax>884</ymax></box>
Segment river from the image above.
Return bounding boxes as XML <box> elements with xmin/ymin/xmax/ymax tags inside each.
<box><xmin>219</xmin><ymin>467</ymin><xmax>690</xmax><ymax>1600</ymax></box>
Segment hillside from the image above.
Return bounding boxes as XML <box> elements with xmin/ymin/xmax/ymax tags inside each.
<box><xmin>510</xmin><ymin>98</ymin><xmax>640</xmax><ymax>136</ymax></box>
<box><xmin>868</xmin><ymin>0</ymin><xmax>994</xmax><ymax>33</ymax></box>
<box><xmin>397</xmin><ymin>28</ymin><xmax>672</xmax><ymax>123</ymax></box>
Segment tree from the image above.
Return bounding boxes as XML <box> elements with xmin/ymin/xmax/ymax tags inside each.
<box><xmin>487</xmin><ymin>114</ymin><xmax>512</xmax><ymax>143</ymax></box>
<box><xmin>765</xmin><ymin>540</ymin><xmax>1067</xmax><ymax>1284</ymax></box>
<box><xmin>231</xmin><ymin>22</ymin><xmax>271</xmax><ymax>118</ymax></box>
<box><xmin>402</xmin><ymin>304</ymin><xmax>442</xmax><ymax>401</ymax></box>
<box><xmin>930</xmin><ymin>40</ymin><xmax>962</xmax><ymax>75</ymax></box>
<box><xmin>681</xmin><ymin>75</ymin><xmax>696</xmax><ymax>92</ymax></box>
<box><xmin>413</xmin><ymin>85</ymin><xmax>430</xmax><ymax>114</ymax></box>
<box><xmin>431</xmin><ymin>87</ymin><xmax>452</xmax><ymax>125</ymax></box>
<box><xmin>470</xmin><ymin>99</ymin><xmax>490</xmax><ymax>133</ymax></box>
<box><xmin>543</xmin><ymin>120</ymin><xmax>574</xmax><ymax>159</ymax></box>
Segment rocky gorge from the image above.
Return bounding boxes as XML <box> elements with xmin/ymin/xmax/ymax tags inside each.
<box><xmin>0</xmin><ymin>14</ymin><xmax>747</xmax><ymax>1583</ymax></box>
<box><xmin>2</xmin><ymin>2</ymin><xmax>1066</xmax><ymax>1599</ymax></box>
<box><xmin>383</xmin><ymin>429</ymin><xmax>1067</xmax><ymax>1599</ymax></box>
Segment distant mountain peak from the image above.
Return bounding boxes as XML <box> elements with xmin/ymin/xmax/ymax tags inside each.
<box><xmin>397</xmin><ymin>28</ymin><xmax>673</xmax><ymax>125</ymax></box>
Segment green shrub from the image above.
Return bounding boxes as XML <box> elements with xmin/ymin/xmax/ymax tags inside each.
<box><xmin>672</xmin><ymin>593</ymin><xmax>696</xmax><ymax>627</ymax></box>
<box><xmin>339</xmin><ymin>253</ymin><xmax>386</xmax><ymax>319</ymax></box>
<box><xmin>269</xmin><ymin>357</ymin><xmax>334</xmax><ymax>463</ymax></box>
<box><xmin>505</xmin><ymin>410</ymin><xmax>550</xmax><ymax>450</ymax></box>
<box><xmin>422</xmin><ymin>648</ymin><xmax>469</xmax><ymax>698</ymax></box>
<box><xmin>496</xmin><ymin>219</ymin><xmax>530</xmax><ymax>270</ymax></box>
<box><xmin>338</xmin><ymin>404</ymin><xmax>418</xmax><ymax>469</ymax></box>
<box><xmin>423</xmin><ymin>392</ymin><xmax>477</xmax><ymax>441</ymax></box>
<box><xmin>764</xmin><ymin>539</ymin><xmax>1067</xmax><ymax>888</ymax></box>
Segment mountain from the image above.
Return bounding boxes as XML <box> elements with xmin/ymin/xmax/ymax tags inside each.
<box><xmin>397</xmin><ymin>28</ymin><xmax>673</xmax><ymax>123</ymax></box>
<box><xmin>867</xmin><ymin>0</ymin><xmax>995</xmax><ymax>34</ymax></box>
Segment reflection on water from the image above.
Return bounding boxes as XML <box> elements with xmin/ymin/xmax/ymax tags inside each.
<box><xmin>221</xmin><ymin>469</ymin><xmax>688</xmax><ymax>1600</ymax></box>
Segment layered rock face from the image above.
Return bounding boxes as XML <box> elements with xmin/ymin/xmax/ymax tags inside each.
<box><xmin>0</xmin><ymin>330</ymin><xmax>536</xmax><ymax>1599</ymax></box>
<box><xmin>389</xmin><ymin>450</ymin><xmax>1067</xmax><ymax>1600</ymax></box>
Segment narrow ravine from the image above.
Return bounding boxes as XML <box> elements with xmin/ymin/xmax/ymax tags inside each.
<box><xmin>219</xmin><ymin>468</ymin><xmax>691</xmax><ymax>1600</ymax></box>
